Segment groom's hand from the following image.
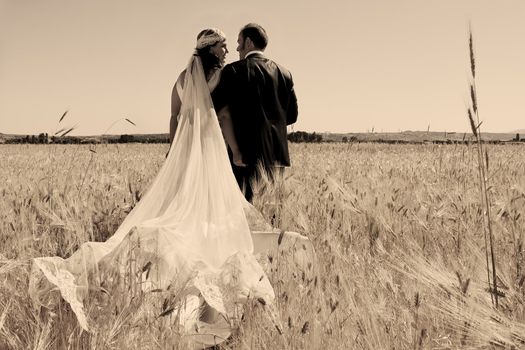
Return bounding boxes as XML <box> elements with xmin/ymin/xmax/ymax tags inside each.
<box><xmin>232</xmin><ymin>151</ymin><xmax>247</xmax><ymax>167</ymax></box>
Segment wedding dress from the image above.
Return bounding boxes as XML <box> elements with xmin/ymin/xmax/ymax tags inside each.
<box><xmin>29</xmin><ymin>54</ymin><xmax>298</xmax><ymax>347</ymax></box>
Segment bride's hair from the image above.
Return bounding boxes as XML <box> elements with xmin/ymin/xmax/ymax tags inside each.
<box><xmin>196</xmin><ymin>29</ymin><xmax>224</xmax><ymax>76</ymax></box>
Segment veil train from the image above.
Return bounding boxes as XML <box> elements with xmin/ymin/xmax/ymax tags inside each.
<box><xmin>29</xmin><ymin>54</ymin><xmax>314</xmax><ymax>347</ymax></box>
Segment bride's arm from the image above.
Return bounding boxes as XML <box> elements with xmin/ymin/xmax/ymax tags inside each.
<box><xmin>169</xmin><ymin>71</ymin><xmax>185</xmax><ymax>146</ymax></box>
<box><xmin>218</xmin><ymin>106</ymin><xmax>246</xmax><ymax>167</ymax></box>
<box><xmin>169</xmin><ymin>86</ymin><xmax>181</xmax><ymax>145</ymax></box>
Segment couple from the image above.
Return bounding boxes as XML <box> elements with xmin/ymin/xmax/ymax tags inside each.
<box><xmin>30</xmin><ymin>24</ymin><xmax>300</xmax><ymax>347</ymax></box>
<box><xmin>170</xmin><ymin>24</ymin><xmax>298</xmax><ymax>202</ymax></box>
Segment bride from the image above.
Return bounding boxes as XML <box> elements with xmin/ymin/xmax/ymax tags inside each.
<box><xmin>29</xmin><ymin>28</ymin><xmax>281</xmax><ymax>347</ymax></box>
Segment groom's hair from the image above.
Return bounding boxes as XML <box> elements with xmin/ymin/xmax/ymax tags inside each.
<box><xmin>240</xmin><ymin>23</ymin><xmax>268</xmax><ymax>50</ymax></box>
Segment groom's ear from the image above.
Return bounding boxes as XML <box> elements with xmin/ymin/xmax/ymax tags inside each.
<box><xmin>244</xmin><ymin>37</ymin><xmax>254</xmax><ymax>50</ymax></box>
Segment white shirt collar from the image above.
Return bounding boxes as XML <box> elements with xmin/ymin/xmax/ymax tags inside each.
<box><xmin>245</xmin><ymin>50</ymin><xmax>264</xmax><ymax>58</ymax></box>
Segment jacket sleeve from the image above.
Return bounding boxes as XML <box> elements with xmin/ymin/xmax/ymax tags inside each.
<box><xmin>286</xmin><ymin>82</ymin><xmax>298</xmax><ymax>125</ymax></box>
<box><xmin>211</xmin><ymin>64</ymin><xmax>234</xmax><ymax>112</ymax></box>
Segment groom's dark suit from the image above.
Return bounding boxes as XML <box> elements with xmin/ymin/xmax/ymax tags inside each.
<box><xmin>212</xmin><ymin>52</ymin><xmax>298</xmax><ymax>201</ymax></box>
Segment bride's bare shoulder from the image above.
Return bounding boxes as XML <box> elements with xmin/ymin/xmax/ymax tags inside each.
<box><xmin>176</xmin><ymin>69</ymin><xmax>186</xmax><ymax>88</ymax></box>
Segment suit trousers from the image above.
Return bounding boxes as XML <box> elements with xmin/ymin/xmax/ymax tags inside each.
<box><xmin>232</xmin><ymin>164</ymin><xmax>257</xmax><ymax>202</ymax></box>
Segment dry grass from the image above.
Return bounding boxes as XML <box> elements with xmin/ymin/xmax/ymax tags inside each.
<box><xmin>1</xmin><ymin>142</ymin><xmax>525</xmax><ymax>349</ymax></box>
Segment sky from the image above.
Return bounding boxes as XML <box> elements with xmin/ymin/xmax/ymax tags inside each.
<box><xmin>1</xmin><ymin>0</ymin><xmax>524</xmax><ymax>136</ymax></box>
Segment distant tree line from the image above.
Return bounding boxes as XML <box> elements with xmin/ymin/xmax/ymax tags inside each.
<box><xmin>4</xmin><ymin>133</ymin><xmax>170</xmax><ymax>144</ymax></box>
<box><xmin>4</xmin><ymin>132</ymin><xmax>524</xmax><ymax>145</ymax></box>
<box><xmin>5</xmin><ymin>133</ymin><xmax>51</xmax><ymax>144</ymax></box>
<box><xmin>287</xmin><ymin>131</ymin><xmax>323</xmax><ymax>143</ymax></box>
<box><xmin>106</xmin><ymin>134</ymin><xmax>170</xmax><ymax>144</ymax></box>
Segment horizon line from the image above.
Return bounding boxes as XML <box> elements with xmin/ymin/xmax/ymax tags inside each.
<box><xmin>2</xmin><ymin>129</ymin><xmax>525</xmax><ymax>137</ymax></box>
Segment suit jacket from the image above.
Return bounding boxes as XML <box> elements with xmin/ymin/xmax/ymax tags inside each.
<box><xmin>212</xmin><ymin>53</ymin><xmax>298</xmax><ymax>167</ymax></box>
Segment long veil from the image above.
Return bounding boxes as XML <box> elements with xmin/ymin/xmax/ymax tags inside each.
<box><xmin>29</xmin><ymin>54</ymin><xmax>276</xmax><ymax>338</ymax></box>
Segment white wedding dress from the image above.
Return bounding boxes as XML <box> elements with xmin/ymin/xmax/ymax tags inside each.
<box><xmin>29</xmin><ymin>54</ymin><xmax>299</xmax><ymax>347</ymax></box>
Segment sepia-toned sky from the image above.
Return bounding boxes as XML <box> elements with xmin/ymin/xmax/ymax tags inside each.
<box><xmin>1</xmin><ymin>0</ymin><xmax>524</xmax><ymax>136</ymax></box>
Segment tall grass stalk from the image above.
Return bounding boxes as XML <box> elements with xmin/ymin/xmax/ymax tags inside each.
<box><xmin>467</xmin><ymin>27</ymin><xmax>499</xmax><ymax>307</ymax></box>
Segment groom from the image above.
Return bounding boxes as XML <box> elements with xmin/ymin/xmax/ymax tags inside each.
<box><xmin>212</xmin><ymin>23</ymin><xmax>298</xmax><ymax>202</ymax></box>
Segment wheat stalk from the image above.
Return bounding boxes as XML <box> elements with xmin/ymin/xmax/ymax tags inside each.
<box><xmin>467</xmin><ymin>26</ymin><xmax>499</xmax><ymax>307</ymax></box>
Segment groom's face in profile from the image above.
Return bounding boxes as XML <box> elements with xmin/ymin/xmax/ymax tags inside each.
<box><xmin>237</xmin><ymin>33</ymin><xmax>249</xmax><ymax>60</ymax></box>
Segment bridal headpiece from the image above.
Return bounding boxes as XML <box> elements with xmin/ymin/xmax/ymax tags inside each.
<box><xmin>196</xmin><ymin>28</ymin><xmax>226</xmax><ymax>49</ymax></box>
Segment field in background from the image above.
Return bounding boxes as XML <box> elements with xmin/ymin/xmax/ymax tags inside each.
<box><xmin>2</xmin><ymin>130</ymin><xmax>525</xmax><ymax>145</ymax></box>
<box><xmin>1</xmin><ymin>142</ymin><xmax>525</xmax><ymax>349</ymax></box>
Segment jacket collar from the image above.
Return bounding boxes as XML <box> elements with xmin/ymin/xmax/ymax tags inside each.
<box><xmin>245</xmin><ymin>50</ymin><xmax>265</xmax><ymax>59</ymax></box>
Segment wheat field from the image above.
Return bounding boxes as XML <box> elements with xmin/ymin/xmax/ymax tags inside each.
<box><xmin>1</xmin><ymin>142</ymin><xmax>525</xmax><ymax>349</ymax></box>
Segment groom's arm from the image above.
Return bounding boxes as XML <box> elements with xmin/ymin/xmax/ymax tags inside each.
<box><xmin>211</xmin><ymin>64</ymin><xmax>235</xmax><ymax>112</ymax></box>
<box><xmin>217</xmin><ymin>106</ymin><xmax>236</xmax><ymax>152</ymax></box>
<box><xmin>218</xmin><ymin>106</ymin><xmax>246</xmax><ymax>167</ymax></box>
<box><xmin>284</xmin><ymin>70</ymin><xmax>298</xmax><ymax>125</ymax></box>
<box><xmin>286</xmin><ymin>86</ymin><xmax>298</xmax><ymax>125</ymax></box>
<box><xmin>212</xmin><ymin>64</ymin><xmax>245</xmax><ymax>167</ymax></box>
